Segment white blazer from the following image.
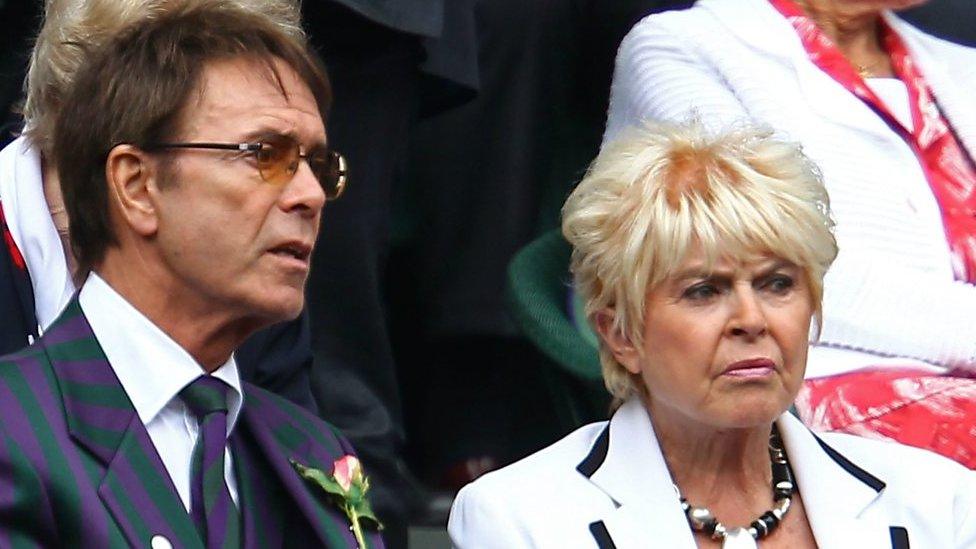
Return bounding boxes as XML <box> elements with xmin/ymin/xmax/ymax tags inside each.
<box><xmin>604</xmin><ymin>0</ymin><xmax>976</xmax><ymax>378</ymax></box>
<box><xmin>448</xmin><ymin>399</ymin><xmax>976</xmax><ymax>548</ymax></box>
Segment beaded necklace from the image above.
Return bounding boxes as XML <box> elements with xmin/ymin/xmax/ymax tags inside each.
<box><xmin>676</xmin><ymin>426</ymin><xmax>795</xmax><ymax>549</ymax></box>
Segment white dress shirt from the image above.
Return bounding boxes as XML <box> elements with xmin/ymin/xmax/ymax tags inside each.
<box><xmin>79</xmin><ymin>273</ymin><xmax>243</xmax><ymax>511</ymax></box>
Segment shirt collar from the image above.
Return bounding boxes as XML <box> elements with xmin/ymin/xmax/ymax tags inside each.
<box><xmin>78</xmin><ymin>273</ymin><xmax>243</xmax><ymax>431</ymax></box>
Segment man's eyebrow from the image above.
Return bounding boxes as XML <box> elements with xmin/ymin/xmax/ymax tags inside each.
<box><xmin>240</xmin><ymin>128</ymin><xmax>296</xmax><ymax>141</ymax></box>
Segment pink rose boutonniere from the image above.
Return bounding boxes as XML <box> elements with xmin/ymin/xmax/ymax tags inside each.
<box><xmin>291</xmin><ymin>455</ymin><xmax>382</xmax><ymax>548</ymax></box>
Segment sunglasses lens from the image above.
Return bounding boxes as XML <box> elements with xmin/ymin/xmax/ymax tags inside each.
<box><xmin>308</xmin><ymin>150</ymin><xmax>346</xmax><ymax>199</ymax></box>
<box><xmin>256</xmin><ymin>135</ymin><xmax>300</xmax><ymax>185</ymax></box>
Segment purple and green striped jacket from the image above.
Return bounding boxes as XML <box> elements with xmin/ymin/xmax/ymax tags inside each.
<box><xmin>0</xmin><ymin>298</ymin><xmax>384</xmax><ymax>548</ymax></box>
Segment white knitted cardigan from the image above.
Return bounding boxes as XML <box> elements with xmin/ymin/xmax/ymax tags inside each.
<box><xmin>605</xmin><ymin>0</ymin><xmax>976</xmax><ymax>377</ymax></box>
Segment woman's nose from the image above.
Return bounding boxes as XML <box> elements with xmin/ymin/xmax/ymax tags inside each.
<box><xmin>727</xmin><ymin>287</ymin><xmax>768</xmax><ymax>339</ymax></box>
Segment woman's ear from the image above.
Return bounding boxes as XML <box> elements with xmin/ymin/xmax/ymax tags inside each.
<box><xmin>593</xmin><ymin>309</ymin><xmax>642</xmax><ymax>375</ymax></box>
<box><xmin>105</xmin><ymin>144</ymin><xmax>160</xmax><ymax>237</ymax></box>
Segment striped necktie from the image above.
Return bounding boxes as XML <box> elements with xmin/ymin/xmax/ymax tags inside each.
<box><xmin>180</xmin><ymin>376</ymin><xmax>242</xmax><ymax>549</ymax></box>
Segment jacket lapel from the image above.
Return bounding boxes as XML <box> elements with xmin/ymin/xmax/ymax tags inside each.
<box><xmin>46</xmin><ymin>300</ymin><xmax>201</xmax><ymax>549</ymax></box>
<box><xmin>886</xmin><ymin>12</ymin><xmax>976</xmax><ymax>162</ymax></box>
<box><xmin>578</xmin><ymin>400</ymin><xmax>695</xmax><ymax>549</ymax></box>
<box><xmin>776</xmin><ymin>413</ymin><xmax>895</xmax><ymax>548</ymax></box>
<box><xmin>237</xmin><ymin>386</ymin><xmax>379</xmax><ymax>548</ymax></box>
<box><xmin>231</xmin><ymin>424</ymin><xmax>286</xmax><ymax>548</ymax></box>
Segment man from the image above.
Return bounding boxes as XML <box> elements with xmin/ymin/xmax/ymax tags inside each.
<box><xmin>0</xmin><ymin>0</ymin><xmax>318</xmax><ymax>413</ymax></box>
<box><xmin>0</xmin><ymin>5</ymin><xmax>382</xmax><ymax>548</ymax></box>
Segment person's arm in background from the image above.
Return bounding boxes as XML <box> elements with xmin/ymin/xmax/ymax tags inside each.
<box><xmin>236</xmin><ymin>309</ymin><xmax>318</xmax><ymax>414</ymax></box>
<box><xmin>606</xmin><ymin>14</ymin><xmax>976</xmax><ymax>369</ymax></box>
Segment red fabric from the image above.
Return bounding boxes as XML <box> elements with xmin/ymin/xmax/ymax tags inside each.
<box><xmin>770</xmin><ymin>0</ymin><xmax>976</xmax><ymax>282</ymax></box>
<box><xmin>796</xmin><ymin>369</ymin><xmax>976</xmax><ymax>469</ymax></box>
<box><xmin>0</xmin><ymin>202</ymin><xmax>26</xmax><ymax>271</ymax></box>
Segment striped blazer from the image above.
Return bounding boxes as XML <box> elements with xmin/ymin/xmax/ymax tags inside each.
<box><xmin>449</xmin><ymin>399</ymin><xmax>976</xmax><ymax>548</ymax></box>
<box><xmin>0</xmin><ymin>299</ymin><xmax>383</xmax><ymax>548</ymax></box>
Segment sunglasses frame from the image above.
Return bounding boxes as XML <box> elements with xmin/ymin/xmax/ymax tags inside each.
<box><xmin>141</xmin><ymin>135</ymin><xmax>347</xmax><ymax>199</ymax></box>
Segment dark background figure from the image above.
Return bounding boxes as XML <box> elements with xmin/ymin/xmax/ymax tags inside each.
<box><xmin>903</xmin><ymin>0</ymin><xmax>976</xmax><ymax>47</ymax></box>
<box><xmin>299</xmin><ymin>0</ymin><xmax>477</xmax><ymax>545</ymax></box>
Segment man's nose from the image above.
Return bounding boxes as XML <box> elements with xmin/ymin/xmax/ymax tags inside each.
<box><xmin>279</xmin><ymin>160</ymin><xmax>326</xmax><ymax>217</ymax></box>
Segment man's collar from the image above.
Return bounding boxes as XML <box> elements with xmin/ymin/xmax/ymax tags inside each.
<box><xmin>78</xmin><ymin>272</ymin><xmax>242</xmax><ymax>431</ymax></box>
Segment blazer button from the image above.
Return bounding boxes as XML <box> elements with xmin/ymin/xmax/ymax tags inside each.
<box><xmin>150</xmin><ymin>535</ymin><xmax>172</xmax><ymax>549</ymax></box>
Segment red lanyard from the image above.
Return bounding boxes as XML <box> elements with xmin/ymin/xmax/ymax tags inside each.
<box><xmin>770</xmin><ymin>0</ymin><xmax>976</xmax><ymax>282</ymax></box>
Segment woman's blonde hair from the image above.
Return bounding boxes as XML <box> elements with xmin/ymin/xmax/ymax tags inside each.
<box><xmin>562</xmin><ymin>120</ymin><xmax>838</xmax><ymax>402</ymax></box>
<box><xmin>23</xmin><ymin>0</ymin><xmax>304</xmax><ymax>159</ymax></box>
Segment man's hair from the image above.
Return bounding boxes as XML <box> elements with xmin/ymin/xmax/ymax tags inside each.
<box><xmin>54</xmin><ymin>1</ymin><xmax>331</xmax><ymax>274</ymax></box>
<box><xmin>562</xmin><ymin>120</ymin><xmax>838</xmax><ymax>402</ymax></box>
<box><xmin>24</xmin><ymin>0</ymin><xmax>304</xmax><ymax>160</ymax></box>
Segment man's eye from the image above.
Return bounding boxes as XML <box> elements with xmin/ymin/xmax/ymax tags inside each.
<box><xmin>682</xmin><ymin>284</ymin><xmax>719</xmax><ymax>301</ymax></box>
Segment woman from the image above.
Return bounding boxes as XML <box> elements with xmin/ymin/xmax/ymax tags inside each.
<box><xmin>604</xmin><ymin>0</ymin><xmax>976</xmax><ymax>464</ymax></box>
<box><xmin>448</xmin><ymin>122</ymin><xmax>976</xmax><ymax>548</ymax></box>
<box><xmin>0</xmin><ymin>0</ymin><xmax>319</xmax><ymax>407</ymax></box>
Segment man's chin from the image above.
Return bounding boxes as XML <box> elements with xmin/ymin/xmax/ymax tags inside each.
<box><xmin>249</xmin><ymin>288</ymin><xmax>306</xmax><ymax>325</ymax></box>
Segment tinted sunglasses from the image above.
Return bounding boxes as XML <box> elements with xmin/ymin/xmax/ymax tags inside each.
<box><xmin>143</xmin><ymin>133</ymin><xmax>347</xmax><ymax>199</ymax></box>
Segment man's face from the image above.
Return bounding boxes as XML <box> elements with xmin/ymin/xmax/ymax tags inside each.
<box><xmin>151</xmin><ymin>56</ymin><xmax>327</xmax><ymax>326</ymax></box>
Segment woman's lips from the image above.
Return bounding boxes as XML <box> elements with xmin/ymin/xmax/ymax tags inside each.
<box><xmin>722</xmin><ymin>358</ymin><xmax>776</xmax><ymax>378</ymax></box>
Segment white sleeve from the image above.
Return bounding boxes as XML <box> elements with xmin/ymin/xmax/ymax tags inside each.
<box><xmin>819</xmin><ymin>247</ymin><xmax>976</xmax><ymax>369</ymax></box>
<box><xmin>447</xmin><ymin>482</ymin><xmax>531</xmax><ymax>549</ymax></box>
<box><xmin>604</xmin><ymin>17</ymin><xmax>753</xmax><ymax>145</ymax></box>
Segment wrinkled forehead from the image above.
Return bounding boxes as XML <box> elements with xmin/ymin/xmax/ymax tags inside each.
<box><xmin>176</xmin><ymin>55</ymin><xmax>325</xmax><ymax>140</ymax></box>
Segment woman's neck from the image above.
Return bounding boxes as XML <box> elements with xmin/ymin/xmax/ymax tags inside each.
<box><xmin>794</xmin><ymin>0</ymin><xmax>894</xmax><ymax>77</ymax></box>
<box><xmin>649</xmin><ymin>403</ymin><xmax>776</xmax><ymax>526</ymax></box>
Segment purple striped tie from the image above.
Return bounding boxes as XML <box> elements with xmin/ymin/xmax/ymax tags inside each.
<box><xmin>180</xmin><ymin>376</ymin><xmax>241</xmax><ymax>549</ymax></box>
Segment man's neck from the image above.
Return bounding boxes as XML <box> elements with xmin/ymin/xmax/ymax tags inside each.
<box><xmin>94</xmin><ymin>254</ymin><xmax>258</xmax><ymax>372</ymax></box>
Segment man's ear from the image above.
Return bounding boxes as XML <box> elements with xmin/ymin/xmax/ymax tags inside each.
<box><xmin>105</xmin><ymin>144</ymin><xmax>160</xmax><ymax>237</ymax></box>
<box><xmin>593</xmin><ymin>309</ymin><xmax>642</xmax><ymax>375</ymax></box>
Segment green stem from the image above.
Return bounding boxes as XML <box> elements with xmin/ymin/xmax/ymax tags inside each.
<box><xmin>348</xmin><ymin>505</ymin><xmax>367</xmax><ymax>549</ymax></box>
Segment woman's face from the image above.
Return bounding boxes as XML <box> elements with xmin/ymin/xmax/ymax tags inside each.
<box><xmin>611</xmin><ymin>246</ymin><xmax>814</xmax><ymax>431</ymax></box>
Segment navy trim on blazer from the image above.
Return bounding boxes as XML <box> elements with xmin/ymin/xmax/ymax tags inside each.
<box><xmin>577</xmin><ymin>425</ymin><xmax>611</xmax><ymax>478</ymax></box>
<box><xmin>814</xmin><ymin>435</ymin><xmax>886</xmax><ymax>492</ymax></box>
<box><xmin>588</xmin><ymin>520</ymin><xmax>617</xmax><ymax>549</ymax></box>
<box><xmin>889</xmin><ymin>526</ymin><xmax>910</xmax><ymax>548</ymax></box>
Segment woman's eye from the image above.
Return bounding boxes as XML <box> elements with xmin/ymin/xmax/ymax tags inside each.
<box><xmin>682</xmin><ymin>284</ymin><xmax>719</xmax><ymax>301</ymax></box>
<box><xmin>764</xmin><ymin>275</ymin><xmax>795</xmax><ymax>294</ymax></box>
